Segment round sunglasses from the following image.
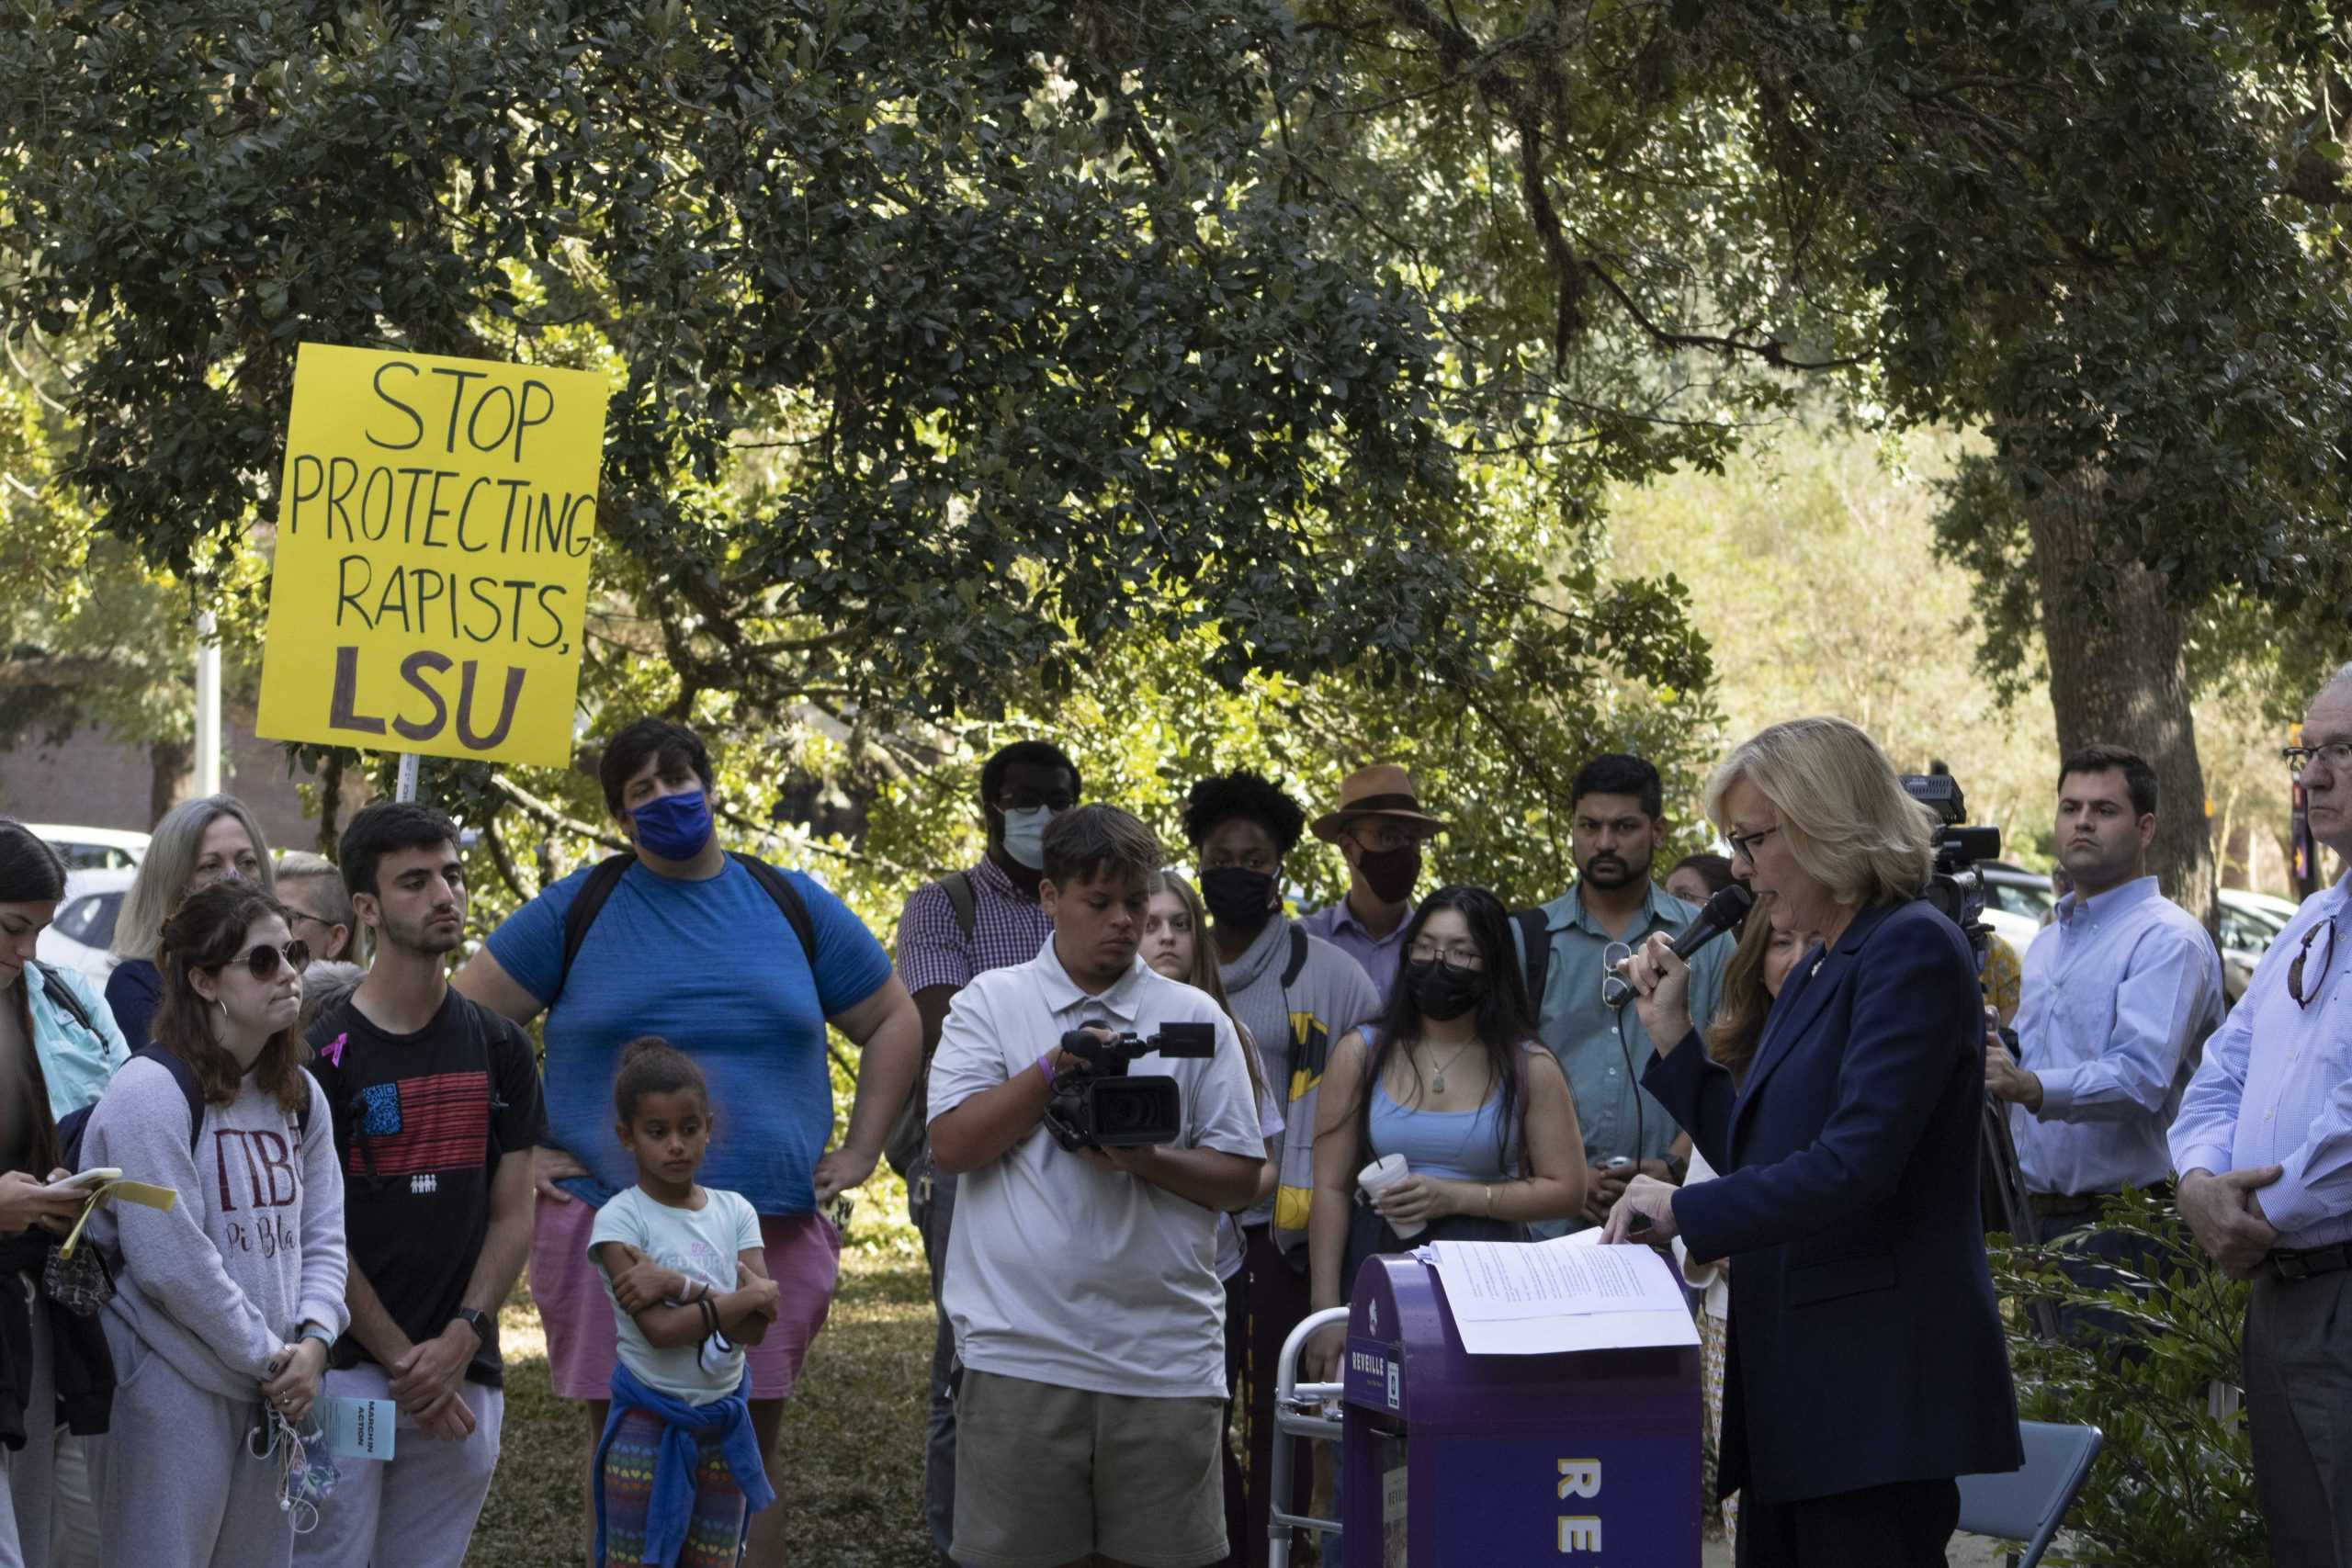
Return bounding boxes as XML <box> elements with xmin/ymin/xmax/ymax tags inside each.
<box><xmin>230</xmin><ymin>940</ymin><xmax>311</xmax><ymax>981</ymax></box>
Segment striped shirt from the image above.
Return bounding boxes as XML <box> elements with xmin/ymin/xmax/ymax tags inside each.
<box><xmin>2172</xmin><ymin>873</ymin><xmax>2352</xmax><ymax>1249</ymax></box>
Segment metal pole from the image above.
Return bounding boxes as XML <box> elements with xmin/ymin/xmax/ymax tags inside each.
<box><xmin>194</xmin><ymin>611</ymin><xmax>221</xmax><ymax>795</ymax></box>
<box><xmin>395</xmin><ymin>752</ymin><xmax>420</xmax><ymax>805</ymax></box>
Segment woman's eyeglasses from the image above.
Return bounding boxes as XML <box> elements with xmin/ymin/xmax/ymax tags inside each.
<box><xmin>1725</xmin><ymin>826</ymin><xmax>1779</xmax><ymax>865</ymax></box>
<box><xmin>1407</xmin><ymin>941</ymin><xmax>1483</xmax><ymax>970</ymax></box>
<box><xmin>239</xmin><ymin>941</ymin><xmax>311</xmax><ymax>982</ymax></box>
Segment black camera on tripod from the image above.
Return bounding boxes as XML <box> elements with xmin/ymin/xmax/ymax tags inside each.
<box><xmin>1900</xmin><ymin>773</ymin><xmax>2003</xmax><ymax>965</ymax></box>
<box><xmin>1041</xmin><ymin>1022</ymin><xmax>1218</xmax><ymax>1152</ymax></box>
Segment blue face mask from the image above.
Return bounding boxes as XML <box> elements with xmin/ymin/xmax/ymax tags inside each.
<box><xmin>632</xmin><ymin>789</ymin><xmax>714</xmax><ymax>862</ymax></box>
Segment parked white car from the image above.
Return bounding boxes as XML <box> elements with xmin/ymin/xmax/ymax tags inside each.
<box><xmin>1976</xmin><ymin>863</ymin><xmax>2056</xmax><ymax>958</ymax></box>
<box><xmin>26</xmin><ymin>824</ymin><xmax>149</xmax><ymax>872</ymax></box>
<box><xmin>2217</xmin><ymin>887</ymin><xmax>2300</xmax><ymax>1002</ymax></box>
<box><xmin>34</xmin><ymin>868</ymin><xmax>136</xmax><ymax>987</ymax></box>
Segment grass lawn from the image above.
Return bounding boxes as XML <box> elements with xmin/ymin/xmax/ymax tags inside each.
<box><xmin>469</xmin><ymin>1235</ymin><xmax>938</xmax><ymax>1568</ymax></box>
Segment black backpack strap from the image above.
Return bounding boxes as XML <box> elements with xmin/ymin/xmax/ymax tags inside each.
<box><xmin>30</xmin><ymin>962</ymin><xmax>96</xmax><ymax>1038</ymax></box>
<box><xmin>557</xmin><ymin>852</ymin><xmax>820</xmax><ymax>1005</ymax></box>
<box><xmin>553</xmin><ymin>853</ymin><xmax>638</xmax><ymax>1008</ymax></box>
<box><xmin>1282</xmin><ymin>924</ymin><xmax>1310</xmax><ymax>988</ymax></box>
<box><xmin>940</xmin><ymin>871</ymin><xmax>978</xmax><ymax>942</ymax></box>
<box><xmin>127</xmin><ymin>1046</ymin><xmax>211</xmax><ymax>1156</ymax></box>
<box><xmin>1513</xmin><ymin>908</ymin><xmax>1552</xmax><ymax>1017</ymax></box>
<box><xmin>731</xmin><ymin>853</ymin><xmax>820</xmax><ymax>970</ymax></box>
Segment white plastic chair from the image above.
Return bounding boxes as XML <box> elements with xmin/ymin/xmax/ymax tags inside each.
<box><xmin>1956</xmin><ymin>1420</ymin><xmax>2105</xmax><ymax>1568</ymax></box>
<box><xmin>1266</xmin><ymin>1306</ymin><xmax>1349</xmax><ymax>1568</ymax></box>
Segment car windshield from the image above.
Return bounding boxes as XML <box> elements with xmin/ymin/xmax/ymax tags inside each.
<box><xmin>48</xmin><ymin>840</ymin><xmax>135</xmax><ymax>871</ymax></box>
<box><xmin>52</xmin><ymin>892</ymin><xmax>122</xmax><ymax>950</ymax></box>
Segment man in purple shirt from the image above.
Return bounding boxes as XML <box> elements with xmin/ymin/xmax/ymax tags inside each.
<box><xmin>1299</xmin><ymin>764</ymin><xmax>1447</xmax><ymax>1003</ymax></box>
<box><xmin>895</xmin><ymin>739</ymin><xmax>1080</xmax><ymax>1567</ymax></box>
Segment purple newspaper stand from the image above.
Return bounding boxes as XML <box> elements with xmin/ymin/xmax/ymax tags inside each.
<box><xmin>1340</xmin><ymin>1254</ymin><xmax>1702</xmax><ymax>1566</ymax></box>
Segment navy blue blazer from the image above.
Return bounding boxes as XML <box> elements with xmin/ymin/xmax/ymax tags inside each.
<box><xmin>1646</xmin><ymin>897</ymin><xmax>2021</xmax><ymax>1505</ymax></box>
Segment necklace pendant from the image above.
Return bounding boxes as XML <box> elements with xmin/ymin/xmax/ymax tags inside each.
<box><xmin>1431</xmin><ymin>1072</ymin><xmax>1446</xmax><ymax>1094</ymax></box>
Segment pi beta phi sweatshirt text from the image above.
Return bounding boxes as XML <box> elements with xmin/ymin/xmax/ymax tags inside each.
<box><xmin>80</xmin><ymin>1057</ymin><xmax>349</xmax><ymax>1400</ymax></box>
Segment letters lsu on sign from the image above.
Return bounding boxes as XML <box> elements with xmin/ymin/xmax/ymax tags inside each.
<box><xmin>257</xmin><ymin>343</ymin><xmax>610</xmax><ymax>768</ymax></box>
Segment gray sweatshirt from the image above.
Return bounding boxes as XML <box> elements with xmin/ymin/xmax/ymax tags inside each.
<box><xmin>81</xmin><ymin>1056</ymin><xmax>348</xmax><ymax>1400</ymax></box>
<box><xmin>1219</xmin><ymin>914</ymin><xmax>1380</xmax><ymax>1235</ymax></box>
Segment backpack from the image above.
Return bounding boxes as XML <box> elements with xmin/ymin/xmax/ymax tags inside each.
<box><xmin>31</xmin><ymin>961</ymin><xmax>98</xmax><ymax>1039</ymax></box>
<box><xmin>1511</xmin><ymin>907</ymin><xmax>1551</xmax><ymax>1016</ymax></box>
<box><xmin>552</xmin><ymin>852</ymin><xmax>818</xmax><ymax>1007</ymax></box>
<box><xmin>56</xmin><ymin>1046</ymin><xmax>311</xmax><ymax>1171</ymax></box>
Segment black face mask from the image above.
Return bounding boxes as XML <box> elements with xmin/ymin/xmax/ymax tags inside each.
<box><xmin>1354</xmin><ymin>843</ymin><xmax>1421</xmax><ymax>905</ymax></box>
<box><xmin>1201</xmin><ymin>866</ymin><xmax>1278</xmax><ymax>927</ymax></box>
<box><xmin>1405</xmin><ymin>958</ymin><xmax>1488</xmax><ymax>1022</ymax></box>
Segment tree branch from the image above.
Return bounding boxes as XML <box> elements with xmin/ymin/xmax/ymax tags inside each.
<box><xmin>486</xmin><ymin>773</ymin><xmax>629</xmax><ymax>852</ymax></box>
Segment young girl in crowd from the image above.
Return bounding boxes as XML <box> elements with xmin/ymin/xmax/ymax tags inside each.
<box><xmin>0</xmin><ymin>821</ymin><xmax>118</xmax><ymax>1568</ymax></box>
<box><xmin>80</xmin><ymin>881</ymin><xmax>346</xmax><ymax>1568</ymax></box>
<box><xmin>1304</xmin><ymin>886</ymin><xmax>1588</xmax><ymax>1381</ymax></box>
<box><xmin>1676</xmin><ymin>914</ymin><xmax>1813</xmax><ymax>1551</ymax></box>
<box><xmin>590</xmin><ymin>1038</ymin><xmax>781</xmax><ymax>1568</ymax></box>
<box><xmin>1142</xmin><ymin>870</ymin><xmax>1280</xmax><ymax>1565</ymax></box>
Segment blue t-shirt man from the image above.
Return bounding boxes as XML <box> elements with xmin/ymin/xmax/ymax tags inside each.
<box><xmin>487</xmin><ymin>857</ymin><xmax>892</xmax><ymax>1213</ymax></box>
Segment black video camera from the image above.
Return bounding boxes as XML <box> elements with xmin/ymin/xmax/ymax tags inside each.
<box><xmin>1900</xmin><ymin>773</ymin><xmax>2003</xmax><ymax>966</ymax></box>
<box><xmin>1041</xmin><ymin>1022</ymin><xmax>1217</xmax><ymax>1152</ymax></box>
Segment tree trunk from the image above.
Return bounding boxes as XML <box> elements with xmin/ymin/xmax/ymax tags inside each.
<box><xmin>146</xmin><ymin>737</ymin><xmax>192</xmax><ymax>828</ymax></box>
<box><xmin>2027</xmin><ymin>478</ymin><xmax>2217</xmax><ymax>929</ymax></box>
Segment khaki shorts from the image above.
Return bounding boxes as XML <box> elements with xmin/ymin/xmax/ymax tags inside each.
<box><xmin>952</xmin><ymin>1368</ymin><xmax>1227</xmax><ymax>1568</ymax></box>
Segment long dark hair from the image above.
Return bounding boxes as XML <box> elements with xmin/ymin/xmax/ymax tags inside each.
<box><xmin>0</xmin><ymin>818</ymin><xmax>68</xmax><ymax>903</ymax></box>
<box><xmin>0</xmin><ymin>819</ymin><xmax>68</xmax><ymax>1170</ymax></box>
<box><xmin>1360</xmin><ymin>886</ymin><xmax>1535</xmax><ymax>1172</ymax></box>
<box><xmin>154</xmin><ymin>882</ymin><xmax>311</xmax><ymax>1111</ymax></box>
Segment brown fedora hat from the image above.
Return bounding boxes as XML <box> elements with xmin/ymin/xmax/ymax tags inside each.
<box><xmin>1310</xmin><ymin>763</ymin><xmax>1448</xmax><ymax>843</ymax></box>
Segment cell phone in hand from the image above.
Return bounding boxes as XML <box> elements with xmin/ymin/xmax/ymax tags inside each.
<box><xmin>1603</xmin><ymin>1156</ymin><xmax>1635</xmax><ymax>1174</ymax></box>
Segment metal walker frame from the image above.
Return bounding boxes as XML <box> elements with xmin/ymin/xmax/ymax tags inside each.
<box><xmin>1266</xmin><ymin>1306</ymin><xmax>1350</xmax><ymax>1568</ymax></box>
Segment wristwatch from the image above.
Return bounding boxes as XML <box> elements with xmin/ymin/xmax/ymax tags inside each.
<box><xmin>456</xmin><ymin>1307</ymin><xmax>493</xmax><ymax>1351</ymax></box>
<box><xmin>1665</xmin><ymin>1155</ymin><xmax>1689</xmax><ymax>1185</ymax></box>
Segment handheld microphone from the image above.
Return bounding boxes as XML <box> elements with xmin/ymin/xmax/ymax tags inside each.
<box><xmin>1668</xmin><ymin>884</ymin><xmax>1756</xmax><ymax>961</ymax></box>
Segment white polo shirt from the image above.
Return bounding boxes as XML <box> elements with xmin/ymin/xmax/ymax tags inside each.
<box><xmin>928</xmin><ymin>938</ymin><xmax>1263</xmax><ymax>1399</ymax></box>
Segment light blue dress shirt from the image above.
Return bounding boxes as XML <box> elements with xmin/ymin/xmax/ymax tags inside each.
<box><xmin>2009</xmin><ymin>876</ymin><xmax>2222</xmax><ymax>1196</ymax></box>
<box><xmin>2172</xmin><ymin>873</ymin><xmax>2352</xmax><ymax>1251</ymax></box>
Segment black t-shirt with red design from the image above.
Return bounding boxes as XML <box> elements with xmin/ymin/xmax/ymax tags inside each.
<box><xmin>306</xmin><ymin>987</ymin><xmax>546</xmax><ymax>1387</ymax></box>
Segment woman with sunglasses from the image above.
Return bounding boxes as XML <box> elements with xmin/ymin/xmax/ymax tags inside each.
<box><xmin>105</xmin><ymin>795</ymin><xmax>276</xmax><ymax>1053</ymax></box>
<box><xmin>1302</xmin><ymin>886</ymin><xmax>1586</xmax><ymax>1382</ymax></box>
<box><xmin>77</xmin><ymin>882</ymin><xmax>347</xmax><ymax>1568</ymax></box>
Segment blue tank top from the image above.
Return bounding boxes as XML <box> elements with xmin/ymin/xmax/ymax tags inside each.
<box><xmin>1363</xmin><ymin>1030</ymin><xmax>1522</xmax><ymax>1181</ymax></box>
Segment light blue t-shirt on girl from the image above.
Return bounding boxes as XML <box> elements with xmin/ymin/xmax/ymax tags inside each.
<box><xmin>486</xmin><ymin>858</ymin><xmax>893</xmax><ymax>1214</ymax></box>
<box><xmin>590</xmin><ymin>1184</ymin><xmax>763</xmax><ymax>1404</ymax></box>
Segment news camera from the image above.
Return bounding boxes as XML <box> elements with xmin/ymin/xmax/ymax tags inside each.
<box><xmin>1041</xmin><ymin>1022</ymin><xmax>1217</xmax><ymax>1152</ymax></box>
<box><xmin>1900</xmin><ymin>772</ymin><xmax>2002</xmax><ymax>966</ymax></box>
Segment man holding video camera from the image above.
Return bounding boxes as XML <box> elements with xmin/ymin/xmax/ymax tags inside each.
<box><xmin>927</xmin><ymin>805</ymin><xmax>1266</xmax><ymax>1568</ymax></box>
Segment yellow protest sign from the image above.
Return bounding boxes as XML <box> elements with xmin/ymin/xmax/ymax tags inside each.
<box><xmin>256</xmin><ymin>343</ymin><xmax>609</xmax><ymax>768</ymax></box>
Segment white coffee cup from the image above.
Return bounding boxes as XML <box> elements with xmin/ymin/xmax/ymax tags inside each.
<box><xmin>1358</xmin><ymin>1152</ymin><xmax>1425</xmax><ymax>1240</ymax></box>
